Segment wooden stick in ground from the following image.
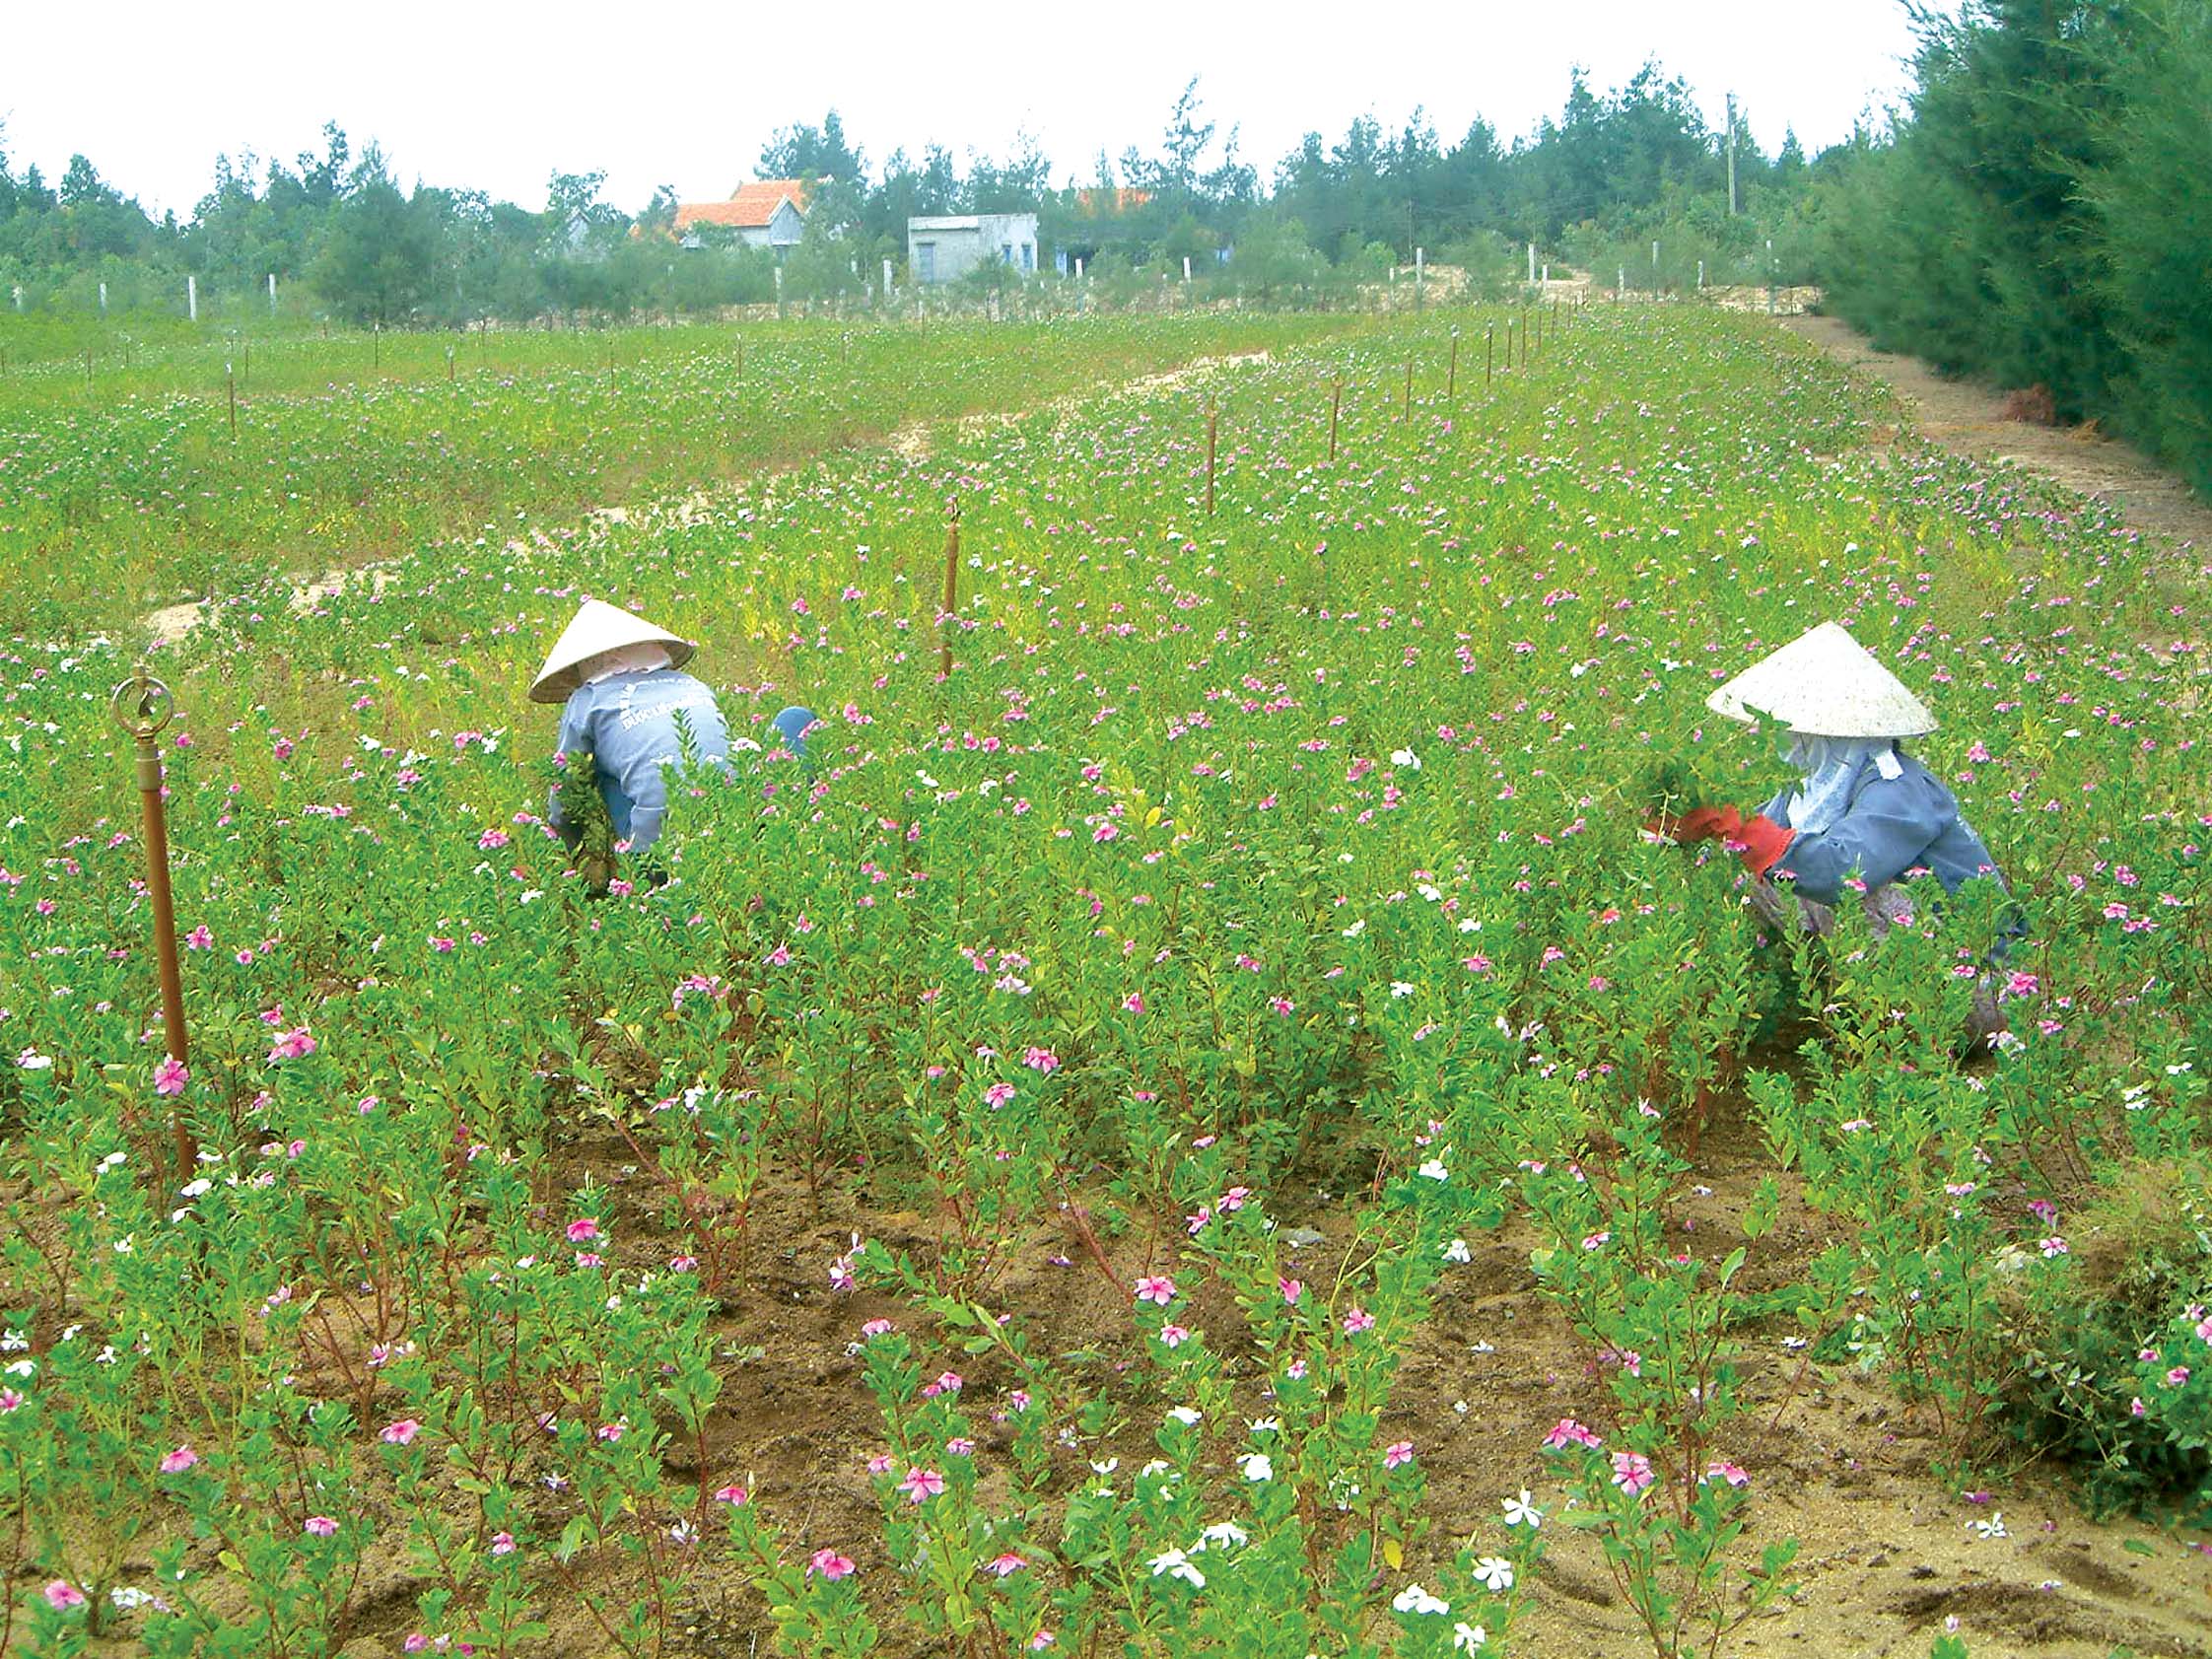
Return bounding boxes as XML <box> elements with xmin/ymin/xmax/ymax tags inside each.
<box><xmin>1448</xmin><ymin>329</ymin><xmax>1459</xmax><ymax>398</ymax></box>
<box><xmin>1486</xmin><ymin>325</ymin><xmax>1493</xmax><ymax>389</ymax></box>
<box><xmin>1206</xmin><ymin>400</ymin><xmax>1218</xmax><ymax>515</ymax></box>
<box><xmin>109</xmin><ymin>667</ymin><xmax>195</xmax><ymax>1182</ymax></box>
<box><xmin>1329</xmin><ymin>380</ymin><xmax>1341</xmax><ymax>464</ymax></box>
<box><xmin>227</xmin><ymin>362</ymin><xmax>237</xmax><ymax>440</ymax></box>
<box><xmin>939</xmin><ymin>495</ymin><xmax>961</xmax><ymax>679</ymax></box>
<box><xmin>1403</xmin><ymin>357</ymin><xmax>1413</xmax><ymax>422</ymax></box>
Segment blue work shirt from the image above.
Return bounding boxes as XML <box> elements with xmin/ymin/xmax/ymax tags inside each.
<box><xmin>546</xmin><ymin>668</ymin><xmax>730</xmax><ymax>855</ymax></box>
<box><xmin>1759</xmin><ymin>748</ymin><xmax>2006</xmax><ymax>907</ymax></box>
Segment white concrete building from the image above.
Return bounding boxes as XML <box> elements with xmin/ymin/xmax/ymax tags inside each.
<box><xmin>906</xmin><ymin>213</ymin><xmax>1040</xmax><ymax>284</ymax></box>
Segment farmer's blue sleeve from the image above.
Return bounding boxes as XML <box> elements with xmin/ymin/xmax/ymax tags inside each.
<box><xmin>1769</xmin><ymin>774</ymin><xmax>1949</xmax><ymax>906</ymax></box>
<box><xmin>545</xmin><ymin>688</ymin><xmax>596</xmax><ymax>831</ymax></box>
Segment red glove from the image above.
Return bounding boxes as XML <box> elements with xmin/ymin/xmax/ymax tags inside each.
<box><xmin>1726</xmin><ymin>813</ymin><xmax>1795</xmax><ymax>877</ymax></box>
<box><xmin>1645</xmin><ymin>804</ymin><xmax>1742</xmax><ymax>843</ymax></box>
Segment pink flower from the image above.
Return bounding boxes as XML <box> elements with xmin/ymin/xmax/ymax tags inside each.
<box><xmin>490</xmin><ymin>1531</ymin><xmax>517</xmax><ymax>1555</ymax></box>
<box><xmin>184</xmin><ymin>924</ymin><xmax>213</xmax><ymax>949</ymax></box>
<box><xmin>1158</xmin><ymin>1324</ymin><xmax>1190</xmax><ymax>1348</ymax></box>
<box><xmin>1022</xmin><ymin>1047</ymin><xmax>1060</xmax><ymax>1073</ymax></box>
<box><xmin>1134</xmin><ymin>1275</ymin><xmax>1178</xmax><ymax>1306</ymax></box>
<box><xmin>2167</xmin><ymin>1366</ymin><xmax>2191</xmax><ymax>1388</ymax></box>
<box><xmin>808</xmin><ymin>1549</ymin><xmax>856</xmax><ymax>1580</ymax></box>
<box><xmin>1270</xmin><ymin>995</ymin><xmax>1295</xmax><ymax>1015</ymax></box>
<box><xmin>160</xmin><ymin>1444</ymin><xmax>199</xmax><ymax>1474</ymax></box>
<box><xmin>404</xmin><ymin>1636</ymin><xmax>430</xmax><ymax>1653</ymax></box>
<box><xmin>266</xmin><ymin>1027</ymin><xmax>316</xmax><ymax>1063</ymax></box>
<box><xmin>715</xmin><ymin>1485</ymin><xmax>749</xmax><ymax>1504</ymax></box>
<box><xmin>984</xmin><ymin>1080</ymin><xmax>1017</xmax><ymax>1109</ymax></box>
<box><xmin>428</xmin><ymin>935</ymin><xmax>455</xmax><ymax>953</ymax></box>
<box><xmin>1702</xmin><ymin>1461</ymin><xmax>1750</xmax><ymax>1488</ymax></box>
<box><xmin>595</xmin><ymin>1421</ymin><xmax>624</xmax><ymax>1442</ymax></box>
<box><xmin>565</xmin><ymin>1218</ymin><xmax>600</xmax><ymax>1242</ymax></box>
<box><xmin>2039</xmin><ymin>1236</ymin><xmax>2069</xmax><ymax>1258</ymax></box>
<box><xmin>304</xmin><ymin>1515</ymin><xmax>338</xmax><ymax>1537</ymax></box>
<box><xmin>987</xmin><ymin>1552</ymin><xmax>1027</xmax><ymax>1576</ymax></box>
<box><xmin>1342</xmin><ymin>1306</ymin><xmax>1375</xmax><ymax>1335</ymax></box>
<box><xmin>1544</xmin><ymin>1418</ymin><xmax>1602</xmax><ymax>1450</ymax></box>
<box><xmin>153</xmin><ymin>1056</ymin><xmax>189</xmax><ymax>1095</ymax></box>
<box><xmin>861</xmin><ymin>1318</ymin><xmax>894</xmax><ymax>1338</ymax></box>
<box><xmin>1122</xmin><ymin>993</ymin><xmax>1145</xmax><ymax>1013</ymax></box>
<box><xmin>766</xmin><ymin>942</ymin><xmax>792</xmax><ymax>967</ymax></box>
<box><xmin>1611</xmin><ymin>1451</ymin><xmax>1656</xmax><ymax>1497</ymax></box>
<box><xmin>380</xmin><ymin>1418</ymin><xmax>421</xmax><ymax>1445</ymax></box>
<box><xmin>42</xmin><ymin>1581</ymin><xmax>86</xmax><ymax>1612</ymax></box>
<box><xmin>945</xmin><ymin>1437</ymin><xmax>976</xmax><ymax>1457</ymax></box>
<box><xmin>1279</xmin><ymin>1278</ymin><xmax>1303</xmax><ymax>1305</ymax></box>
<box><xmin>1383</xmin><ymin>1441</ymin><xmax>1415</xmax><ymax>1470</ymax></box>
<box><xmin>0</xmin><ymin>1390</ymin><xmax>21</xmax><ymax>1412</ymax></box>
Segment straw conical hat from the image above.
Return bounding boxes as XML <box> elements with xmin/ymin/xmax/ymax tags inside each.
<box><xmin>528</xmin><ymin>599</ymin><xmax>694</xmax><ymax>704</ymax></box>
<box><xmin>1705</xmin><ymin>622</ymin><xmax>1936</xmax><ymax>737</ymax></box>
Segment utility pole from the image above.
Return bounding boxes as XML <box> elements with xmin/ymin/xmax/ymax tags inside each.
<box><xmin>1726</xmin><ymin>92</ymin><xmax>1739</xmax><ymax>217</ymax></box>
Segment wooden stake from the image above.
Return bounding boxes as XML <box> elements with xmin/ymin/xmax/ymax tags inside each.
<box><xmin>1403</xmin><ymin>357</ymin><xmax>1413</xmax><ymax>422</ymax></box>
<box><xmin>1448</xmin><ymin>330</ymin><xmax>1458</xmax><ymax>399</ymax></box>
<box><xmin>1328</xmin><ymin>380</ymin><xmax>1341</xmax><ymax>464</ymax></box>
<box><xmin>1206</xmin><ymin>401</ymin><xmax>1218</xmax><ymax>516</ymax></box>
<box><xmin>1486</xmin><ymin>325</ymin><xmax>1493</xmax><ymax>389</ymax></box>
<box><xmin>109</xmin><ymin>667</ymin><xmax>195</xmax><ymax>1182</ymax></box>
<box><xmin>227</xmin><ymin>362</ymin><xmax>238</xmax><ymax>440</ymax></box>
<box><xmin>939</xmin><ymin>495</ymin><xmax>961</xmax><ymax>679</ymax></box>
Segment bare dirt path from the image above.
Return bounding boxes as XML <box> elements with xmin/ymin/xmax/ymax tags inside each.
<box><xmin>1781</xmin><ymin>312</ymin><xmax>2211</xmax><ymax>556</ymax></box>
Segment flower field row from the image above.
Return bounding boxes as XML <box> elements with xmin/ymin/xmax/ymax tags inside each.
<box><xmin>1</xmin><ymin>303</ymin><xmax>2207</xmax><ymax>1655</ymax></box>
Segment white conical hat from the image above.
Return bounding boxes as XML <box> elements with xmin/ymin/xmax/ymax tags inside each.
<box><xmin>1705</xmin><ymin>622</ymin><xmax>1936</xmax><ymax>737</ymax></box>
<box><xmin>528</xmin><ymin>599</ymin><xmax>695</xmax><ymax>704</ymax></box>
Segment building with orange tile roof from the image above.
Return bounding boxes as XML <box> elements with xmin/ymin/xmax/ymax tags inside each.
<box><xmin>672</xmin><ymin>179</ymin><xmax>816</xmax><ymax>252</ymax></box>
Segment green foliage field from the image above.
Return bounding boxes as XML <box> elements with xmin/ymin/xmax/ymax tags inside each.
<box><xmin>1</xmin><ymin>305</ymin><xmax>2206</xmax><ymax>1656</ymax></box>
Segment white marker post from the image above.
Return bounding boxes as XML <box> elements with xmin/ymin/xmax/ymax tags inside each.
<box><xmin>268</xmin><ymin>272</ymin><xmax>277</xmax><ymax>312</ymax></box>
<box><xmin>1697</xmin><ymin>259</ymin><xmax>1705</xmax><ymax>290</ymax></box>
<box><xmin>186</xmin><ymin>274</ymin><xmax>198</xmax><ymax>322</ymax></box>
<box><xmin>11</xmin><ymin>285</ymin><xmax>21</xmax><ymax>312</ymax></box>
<box><xmin>1527</xmin><ymin>242</ymin><xmax>1536</xmax><ymax>284</ymax></box>
<box><xmin>882</xmin><ymin>257</ymin><xmax>893</xmax><ymax>301</ymax></box>
<box><xmin>1075</xmin><ymin>256</ymin><xmax>1084</xmax><ymax>281</ymax></box>
<box><xmin>99</xmin><ymin>281</ymin><xmax>108</xmax><ymax>313</ymax></box>
<box><xmin>1183</xmin><ymin>255</ymin><xmax>1192</xmax><ymax>283</ymax></box>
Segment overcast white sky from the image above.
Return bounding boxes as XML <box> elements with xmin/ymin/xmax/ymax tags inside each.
<box><xmin>4</xmin><ymin>0</ymin><xmax>1925</xmax><ymax>218</ymax></box>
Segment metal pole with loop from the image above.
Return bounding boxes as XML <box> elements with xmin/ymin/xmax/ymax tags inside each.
<box><xmin>110</xmin><ymin>666</ymin><xmax>196</xmax><ymax>1179</ymax></box>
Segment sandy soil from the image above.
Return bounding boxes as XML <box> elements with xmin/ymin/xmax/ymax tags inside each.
<box><xmin>1781</xmin><ymin>313</ymin><xmax>2212</xmax><ymax>559</ymax></box>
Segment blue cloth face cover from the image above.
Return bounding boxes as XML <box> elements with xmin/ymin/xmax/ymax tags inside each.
<box><xmin>1780</xmin><ymin>734</ymin><xmax>1899</xmax><ymax>833</ymax></box>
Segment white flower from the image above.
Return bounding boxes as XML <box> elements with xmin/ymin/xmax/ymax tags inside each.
<box><xmin>1501</xmin><ymin>1490</ymin><xmax>1543</xmax><ymax>1528</ymax></box>
<box><xmin>518</xmin><ymin>889</ymin><xmax>544</xmax><ymax>904</ymax></box>
<box><xmin>1089</xmin><ymin>1458</ymin><xmax>1119</xmax><ymax>1476</ymax></box>
<box><xmin>1148</xmin><ymin>1548</ymin><xmax>1206</xmax><ymax>1587</ymax></box>
<box><xmin>1417</xmin><ymin>1159</ymin><xmax>1450</xmax><ymax>1182</ymax></box>
<box><xmin>1248</xmin><ymin>1417</ymin><xmax>1281</xmax><ymax>1434</ymax></box>
<box><xmin>1472</xmin><ymin>1556</ymin><xmax>1515</xmax><ymax>1592</ymax></box>
<box><xmin>1390</xmin><ymin>749</ymin><xmax>1421</xmax><ymax>771</ymax></box>
<box><xmin>1391</xmin><ymin>981</ymin><xmax>1417</xmax><ymax>998</ymax></box>
<box><xmin>16</xmin><ymin>1051</ymin><xmax>52</xmax><ymax>1071</ymax></box>
<box><xmin>1970</xmin><ymin>1514</ymin><xmax>2008</xmax><ymax>1540</ymax></box>
<box><xmin>1392</xmin><ymin>1583</ymin><xmax>1449</xmax><ymax>1616</ymax></box>
<box><xmin>1239</xmin><ymin>1452</ymin><xmax>1274</xmax><ymax>1482</ymax></box>
<box><xmin>1442</xmin><ymin>1238</ymin><xmax>1472</xmax><ymax>1263</ymax></box>
<box><xmin>1197</xmin><ymin>1521</ymin><xmax>1249</xmax><ymax>1550</ymax></box>
<box><xmin>0</xmin><ymin>1330</ymin><xmax>26</xmax><ymax>1353</ymax></box>
<box><xmin>1166</xmin><ymin>1406</ymin><xmax>1203</xmax><ymax>1426</ymax></box>
<box><xmin>1342</xmin><ymin>919</ymin><xmax>1365</xmax><ymax>938</ymax></box>
<box><xmin>99</xmin><ymin>1151</ymin><xmax>127</xmax><ymax>1171</ymax></box>
<box><xmin>1453</xmin><ymin>1624</ymin><xmax>1488</xmax><ymax>1653</ymax></box>
<box><xmin>179</xmin><ymin>1179</ymin><xmax>211</xmax><ymax>1199</ymax></box>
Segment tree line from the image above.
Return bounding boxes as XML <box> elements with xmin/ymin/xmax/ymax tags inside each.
<box><xmin>1812</xmin><ymin>0</ymin><xmax>2212</xmax><ymax>493</ymax></box>
<box><xmin>0</xmin><ymin>67</ymin><xmax>1839</xmax><ymax>329</ymax></box>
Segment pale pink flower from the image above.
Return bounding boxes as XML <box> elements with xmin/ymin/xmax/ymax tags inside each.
<box><xmin>861</xmin><ymin>1318</ymin><xmax>894</xmax><ymax>1338</ymax></box>
<box><xmin>490</xmin><ymin>1531</ymin><xmax>516</xmax><ymax>1555</ymax></box>
<box><xmin>1611</xmin><ymin>1451</ymin><xmax>1656</xmax><ymax>1496</ymax></box>
<box><xmin>1122</xmin><ymin>993</ymin><xmax>1145</xmax><ymax>1013</ymax></box>
<box><xmin>1134</xmin><ymin>1275</ymin><xmax>1178</xmax><ymax>1306</ymax></box>
<box><xmin>899</xmin><ymin>1466</ymin><xmax>945</xmax><ymax>1504</ymax></box>
<box><xmin>1342</xmin><ymin>1306</ymin><xmax>1376</xmax><ymax>1335</ymax></box>
<box><xmin>715</xmin><ymin>1485</ymin><xmax>749</xmax><ymax>1504</ymax></box>
<box><xmin>380</xmin><ymin>1418</ymin><xmax>422</xmax><ymax>1445</ymax></box>
<box><xmin>304</xmin><ymin>1515</ymin><xmax>338</xmax><ymax>1537</ymax></box>
<box><xmin>1021</xmin><ymin>1047</ymin><xmax>1060</xmax><ymax>1073</ymax></box>
<box><xmin>565</xmin><ymin>1218</ymin><xmax>600</xmax><ymax>1242</ymax></box>
<box><xmin>1279</xmin><ymin>1278</ymin><xmax>1303</xmax><ymax>1305</ymax></box>
<box><xmin>984</xmin><ymin>1081</ymin><xmax>1017</xmax><ymax>1109</ymax></box>
<box><xmin>153</xmin><ymin>1056</ymin><xmax>188</xmax><ymax>1095</ymax></box>
<box><xmin>987</xmin><ymin>1552</ymin><xmax>1027</xmax><ymax>1576</ymax></box>
<box><xmin>160</xmin><ymin>1444</ymin><xmax>199</xmax><ymax>1474</ymax></box>
<box><xmin>1544</xmin><ymin>1417</ymin><xmax>1602</xmax><ymax>1450</ymax></box>
<box><xmin>1383</xmin><ymin>1441</ymin><xmax>1415</xmax><ymax>1470</ymax></box>
<box><xmin>808</xmin><ymin>1549</ymin><xmax>856</xmax><ymax>1579</ymax></box>
<box><xmin>1702</xmin><ymin>1460</ymin><xmax>1750</xmax><ymax>1488</ymax></box>
<box><xmin>1158</xmin><ymin>1324</ymin><xmax>1190</xmax><ymax>1348</ymax></box>
<box><xmin>42</xmin><ymin>1581</ymin><xmax>86</xmax><ymax>1611</ymax></box>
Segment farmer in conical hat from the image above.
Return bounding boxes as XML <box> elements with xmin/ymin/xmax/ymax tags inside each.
<box><xmin>531</xmin><ymin>598</ymin><xmax>816</xmax><ymax>879</ymax></box>
<box><xmin>1649</xmin><ymin>622</ymin><xmax>2013</xmax><ymax>1038</ymax></box>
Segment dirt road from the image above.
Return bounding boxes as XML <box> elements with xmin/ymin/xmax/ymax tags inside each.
<box><xmin>1781</xmin><ymin>312</ymin><xmax>2210</xmax><ymax>557</ymax></box>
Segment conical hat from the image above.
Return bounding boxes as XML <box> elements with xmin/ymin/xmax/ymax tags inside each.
<box><xmin>528</xmin><ymin>599</ymin><xmax>695</xmax><ymax>704</ymax></box>
<box><xmin>1705</xmin><ymin>622</ymin><xmax>1936</xmax><ymax>737</ymax></box>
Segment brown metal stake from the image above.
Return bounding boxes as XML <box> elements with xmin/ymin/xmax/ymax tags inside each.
<box><xmin>1206</xmin><ymin>402</ymin><xmax>1217</xmax><ymax>515</ymax></box>
<box><xmin>939</xmin><ymin>495</ymin><xmax>961</xmax><ymax>679</ymax></box>
<box><xmin>109</xmin><ymin>666</ymin><xmax>195</xmax><ymax>1181</ymax></box>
